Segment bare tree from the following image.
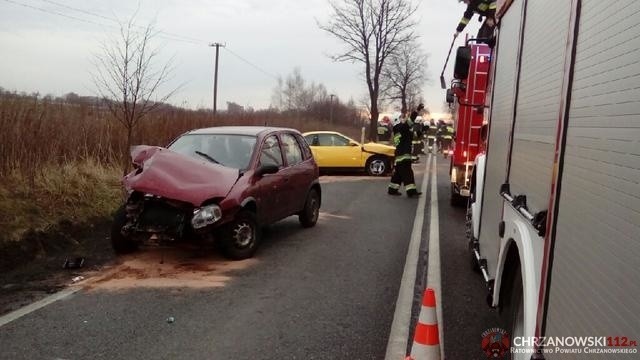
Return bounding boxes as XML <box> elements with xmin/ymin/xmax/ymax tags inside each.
<box><xmin>407</xmin><ymin>88</ymin><xmax>428</xmax><ymax>114</ymax></box>
<box><xmin>283</xmin><ymin>68</ymin><xmax>305</xmax><ymax>110</ymax></box>
<box><xmin>271</xmin><ymin>68</ymin><xmax>328</xmax><ymax>111</ymax></box>
<box><xmin>320</xmin><ymin>0</ymin><xmax>417</xmax><ymax>140</ymax></box>
<box><xmin>381</xmin><ymin>40</ymin><xmax>428</xmax><ymax>113</ymax></box>
<box><xmin>270</xmin><ymin>77</ymin><xmax>285</xmax><ymax>110</ymax></box>
<box><xmin>92</xmin><ymin>17</ymin><xmax>179</xmax><ymax>173</ymax></box>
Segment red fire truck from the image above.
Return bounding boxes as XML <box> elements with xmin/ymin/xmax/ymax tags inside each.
<box><xmin>466</xmin><ymin>0</ymin><xmax>640</xmax><ymax>357</ymax></box>
<box><xmin>446</xmin><ymin>41</ymin><xmax>491</xmax><ymax>205</ymax></box>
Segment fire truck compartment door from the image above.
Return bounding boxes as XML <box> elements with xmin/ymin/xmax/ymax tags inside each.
<box><xmin>507</xmin><ymin>0</ymin><xmax>572</xmax><ymax>216</ymax></box>
<box><xmin>544</xmin><ymin>0</ymin><xmax>640</xmax><ymax>349</ymax></box>
<box><xmin>478</xmin><ymin>0</ymin><xmax>523</xmax><ymax>279</ymax></box>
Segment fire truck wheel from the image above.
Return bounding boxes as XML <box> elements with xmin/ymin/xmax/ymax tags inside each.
<box><xmin>450</xmin><ymin>184</ymin><xmax>465</xmax><ymax>207</ymax></box>
<box><xmin>466</xmin><ymin>209</ymin><xmax>480</xmax><ymax>273</ymax></box>
<box><xmin>500</xmin><ymin>257</ymin><xmax>525</xmax><ymax>360</ymax></box>
<box><xmin>468</xmin><ymin>240</ymin><xmax>481</xmax><ymax>273</ymax></box>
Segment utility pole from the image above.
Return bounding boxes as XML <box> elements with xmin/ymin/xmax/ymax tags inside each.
<box><xmin>209</xmin><ymin>42</ymin><xmax>225</xmax><ymax>116</ymax></box>
<box><xmin>329</xmin><ymin>94</ymin><xmax>336</xmax><ymax>125</ymax></box>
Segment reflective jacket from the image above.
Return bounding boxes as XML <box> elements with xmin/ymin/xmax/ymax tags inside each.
<box><xmin>378</xmin><ymin>124</ymin><xmax>391</xmax><ymax>141</ymax></box>
<box><xmin>442</xmin><ymin>126</ymin><xmax>455</xmax><ymax>140</ymax></box>
<box><xmin>393</xmin><ymin>119</ymin><xmax>413</xmax><ymax>162</ymax></box>
<box><xmin>412</xmin><ymin>122</ymin><xmax>424</xmax><ymax>140</ymax></box>
<box><xmin>426</xmin><ymin>125</ymin><xmax>438</xmax><ymax>138</ymax></box>
<box><xmin>457</xmin><ymin>0</ymin><xmax>497</xmax><ymax>32</ymax></box>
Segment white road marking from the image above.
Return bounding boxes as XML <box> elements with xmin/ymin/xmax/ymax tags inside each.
<box><xmin>0</xmin><ymin>287</ymin><xmax>81</xmax><ymax>328</ymax></box>
<box><xmin>427</xmin><ymin>156</ymin><xmax>445</xmax><ymax>359</ymax></box>
<box><xmin>385</xmin><ymin>154</ymin><xmax>432</xmax><ymax>360</ymax></box>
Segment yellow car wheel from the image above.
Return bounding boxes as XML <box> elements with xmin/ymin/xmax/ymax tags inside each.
<box><xmin>366</xmin><ymin>156</ymin><xmax>390</xmax><ymax>176</ymax></box>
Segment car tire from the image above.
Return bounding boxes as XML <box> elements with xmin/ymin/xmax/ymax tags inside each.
<box><xmin>450</xmin><ymin>184</ymin><xmax>465</xmax><ymax>207</ymax></box>
<box><xmin>221</xmin><ymin>210</ymin><xmax>260</xmax><ymax>260</ymax></box>
<box><xmin>111</xmin><ymin>205</ymin><xmax>138</xmax><ymax>254</ymax></box>
<box><xmin>469</xmin><ymin>242</ymin><xmax>481</xmax><ymax>273</ymax></box>
<box><xmin>366</xmin><ymin>156</ymin><xmax>390</xmax><ymax>176</ymax></box>
<box><xmin>466</xmin><ymin>208</ymin><xmax>481</xmax><ymax>273</ymax></box>
<box><xmin>299</xmin><ymin>189</ymin><xmax>320</xmax><ymax>228</ymax></box>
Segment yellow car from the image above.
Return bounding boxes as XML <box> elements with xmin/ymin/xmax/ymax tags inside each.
<box><xmin>303</xmin><ymin>131</ymin><xmax>395</xmax><ymax>176</ymax></box>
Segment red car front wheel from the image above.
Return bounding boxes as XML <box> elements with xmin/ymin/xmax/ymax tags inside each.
<box><xmin>220</xmin><ymin>210</ymin><xmax>260</xmax><ymax>260</ymax></box>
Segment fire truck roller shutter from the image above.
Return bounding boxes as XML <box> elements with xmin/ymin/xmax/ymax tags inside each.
<box><xmin>507</xmin><ymin>0</ymin><xmax>571</xmax><ymax>217</ymax></box>
<box><xmin>477</xmin><ymin>0</ymin><xmax>523</xmax><ymax>280</ymax></box>
<box><xmin>544</xmin><ymin>0</ymin><xmax>640</xmax><ymax>350</ymax></box>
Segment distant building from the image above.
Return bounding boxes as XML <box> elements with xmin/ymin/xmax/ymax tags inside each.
<box><xmin>227</xmin><ymin>102</ymin><xmax>244</xmax><ymax>114</ymax></box>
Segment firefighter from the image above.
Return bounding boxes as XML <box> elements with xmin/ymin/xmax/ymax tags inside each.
<box><xmin>388</xmin><ymin>112</ymin><xmax>422</xmax><ymax>197</ymax></box>
<box><xmin>435</xmin><ymin>119</ymin><xmax>446</xmax><ymax>152</ymax></box>
<box><xmin>454</xmin><ymin>0</ymin><xmax>497</xmax><ymax>40</ymax></box>
<box><xmin>440</xmin><ymin>121</ymin><xmax>455</xmax><ymax>158</ymax></box>
<box><xmin>410</xmin><ymin>103</ymin><xmax>426</xmax><ymax>160</ymax></box>
<box><xmin>421</xmin><ymin>118</ymin><xmax>429</xmax><ymax>136</ymax></box>
<box><xmin>377</xmin><ymin>116</ymin><xmax>392</xmax><ymax>144</ymax></box>
<box><xmin>425</xmin><ymin>119</ymin><xmax>438</xmax><ymax>153</ymax></box>
<box><xmin>411</xmin><ymin>116</ymin><xmax>425</xmax><ymax>162</ymax></box>
<box><xmin>410</xmin><ymin>103</ymin><xmax>425</xmax><ymax>122</ymax></box>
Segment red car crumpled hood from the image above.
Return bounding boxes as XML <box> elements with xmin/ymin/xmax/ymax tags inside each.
<box><xmin>123</xmin><ymin>145</ymin><xmax>239</xmax><ymax>206</ymax></box>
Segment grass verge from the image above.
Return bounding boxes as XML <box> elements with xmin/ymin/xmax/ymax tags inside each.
<box><xmin>0</xmin><ymin>160</ymin><xmax>122</xmax><ymax>267</ymax></box>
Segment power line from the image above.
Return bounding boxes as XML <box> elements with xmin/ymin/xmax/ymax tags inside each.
<box><xmin>38</xmin><ymin>0</ymin><xmax>114</xmax><ymax>22</ymax></box>
<box><xmin>3</xmin><ymin>0</ymin><xmax>279</xmax><ymax>80</ymax></box>
<box><xmin>224</xmin><ymin>47</ymin><xmax>279</xmax><ymax>80</ymax></box>
<box><xmin>2</xmin><ymin>0</ymin><xmax>204</xmax><ymax>45</ymax></box>
<box><xmin>37</xmin><ymin>0</ymin><xmax>208</xmax><ymax>45</ymax></box>
<box><xmin>35</xmin><ymin>0</ymin><xmax>205</xmax><ymax>45</ymax></box>
<box><xmin>3</xmin><ymin>0</ymin><xmax>117</xmax><ymax>29</ymax></box>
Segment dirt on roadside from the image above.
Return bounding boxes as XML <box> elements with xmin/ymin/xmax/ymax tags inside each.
<box><xmin>0</xmin><ymin>220</ymin><xmax>260</xmax><ymax>317</ymax></box>
<box><xmin>0</xmin><ymin>218</ymin><xmax>115</xmax><ymax>316</ymax></box>
<box><xmin>82</xmin><ymin>248</ymin><xmax>257</xmax><ymax>291</ymax></box>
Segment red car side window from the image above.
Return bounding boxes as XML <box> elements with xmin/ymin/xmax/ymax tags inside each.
<box><xmin>259</xmin><ymin>135</ymin><xmax>284</xmax><ymax>167</ymax></box>
<box><xmin>281</xmin><ymin>133</ymin><xmax>304</xmax><ymax>166</ymax></box>
<box><xmin>295</xmin><ymin>134</ymin><xmax>313</xmax><ymax>160</ymax></box>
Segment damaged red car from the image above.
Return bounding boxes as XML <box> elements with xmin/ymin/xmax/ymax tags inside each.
<box><xmin>111</xmin><ymin>126</ymin><xmax>321</xmax><ymax>260</ymax></box>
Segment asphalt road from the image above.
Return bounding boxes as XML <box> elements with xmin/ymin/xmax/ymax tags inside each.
<box><xmin>434</xmin><ymin>154</ymin><xmax>503</xmax><ymax>359</ymax></box>
<box><xmin>0</xmin><ymin>156</ymin><xmax>502</xmax><ymax>359</ymax></box>
<box><xmin>0</xmin><ymin>169</ymin><xmax>424</xmax><ymax>360</ymax></box>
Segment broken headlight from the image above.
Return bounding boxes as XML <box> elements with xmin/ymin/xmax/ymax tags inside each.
<box><xmin>191</xmin><ymin>204</ymin><xmax>222</xmax><ymax>229</ymax></box>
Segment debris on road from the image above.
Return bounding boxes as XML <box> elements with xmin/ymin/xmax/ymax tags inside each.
<box><xmin>63</xmin><ymin>257</ymin><xmax>85</xmax><ymax>269</ymax></box>
<box><xmin>166</xmin><ymin>316</ymin><xmax>175</xmax><ymax>324</ymax></box>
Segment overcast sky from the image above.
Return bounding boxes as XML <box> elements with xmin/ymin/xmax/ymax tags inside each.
<box><xmin>0</xmin><ymin>0</ymin><xmax>479</xmax><ymax>117</ymax></box>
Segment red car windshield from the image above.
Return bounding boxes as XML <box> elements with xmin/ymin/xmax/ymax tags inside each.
<box><xmin>168</xmin><ymin>134</ymin><xmax>257</xmax><ymax>170</ymax></box>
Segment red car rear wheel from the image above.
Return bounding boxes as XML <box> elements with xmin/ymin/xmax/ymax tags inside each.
<box><xmin>299</xmin><ymin>189</ymin><xmax>320</xmax><ymax>228</ymax></box>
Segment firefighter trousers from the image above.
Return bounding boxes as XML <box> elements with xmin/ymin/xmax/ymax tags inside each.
<box><xmin>388</xmin><ymin>159</ymin><xmax>418</xmax><ymax>195</ymax></box>
<box><xmin>478</xmin><ymin>19</ymin><xmax>495</xmax><ymax>41</ymax></box>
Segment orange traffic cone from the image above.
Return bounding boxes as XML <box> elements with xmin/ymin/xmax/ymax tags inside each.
<box><xmin>408</xmin><ymin>288</ymin><xmax>441</xmax><ymax>360</ymax></box>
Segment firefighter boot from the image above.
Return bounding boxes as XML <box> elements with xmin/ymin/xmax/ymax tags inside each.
<box><xmin>407</xmin><ymin>190</ymin><xmax>422</xmax><ymax>198</ymax></box>
<box><xmin>388</xmin><ymin>183</ymin><xmax>402</xmax><ymax>196</ymax></box>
